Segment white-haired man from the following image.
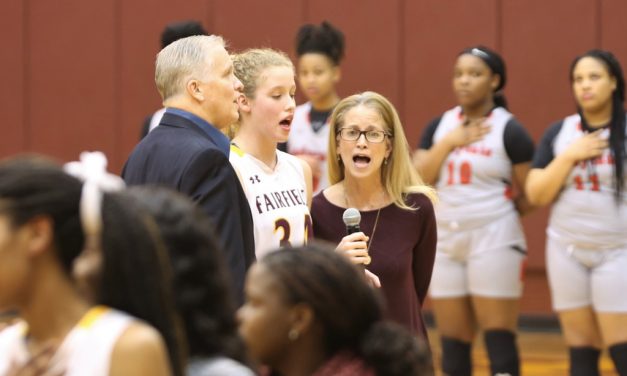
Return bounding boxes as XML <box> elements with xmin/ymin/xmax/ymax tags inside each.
<box><xmin>123</xmin><ymin>35</ymin><xmax>254</xmax><ymax>303</ymax></box>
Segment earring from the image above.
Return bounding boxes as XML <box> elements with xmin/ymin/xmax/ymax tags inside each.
<box><xmin>337</xmin><ymin>154</ymin><xmax>341</xmax><ymax>162</ymax></box>
<box><xmin>288</xmin><ymin>329</ymin><xmax>300</xmax><ymax>341</ymax></box>
<box><xmin>384</xmin><ymin>158</ymin><xmax>388</xmax><ymax>165</ymax></box>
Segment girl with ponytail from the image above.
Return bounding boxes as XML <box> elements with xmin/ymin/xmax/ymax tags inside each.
<box><xmin>237</xmin><ymin>243</ymin><xmax>432</xmax><ymax>376</ymax></box>
<box><xmin>414</xmin><ymin>46</ymin><xmax>536</xmax><ymax>376</ymax></box>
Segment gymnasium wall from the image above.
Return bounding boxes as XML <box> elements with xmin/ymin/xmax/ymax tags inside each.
<box><xmin>2</xmin><ymin>0</ymin><xmax>626</xmax><ymax>315</ymax></box>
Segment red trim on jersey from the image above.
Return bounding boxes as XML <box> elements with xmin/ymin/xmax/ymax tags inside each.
<box><xmin>504</xmin><ymin>184</ymin><xmax>514</xmax><ymax>200</ymax></box>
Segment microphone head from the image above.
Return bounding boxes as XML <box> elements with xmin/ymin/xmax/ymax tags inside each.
<box><xmin>342</xmin><ymin>208</ymin><xmax>361</xmax><ymax>227</ymax></box>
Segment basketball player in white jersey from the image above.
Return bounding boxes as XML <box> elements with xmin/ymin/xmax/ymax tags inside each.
<box><xmin>283</xmin><ymin>21</ymin><xmax>345</xmax><ymax>193</ymax></box>
<box><xmin>0</xmin><ymin>154</ymin><xmax>175</xmax><ymax>375</ymax></box>
<box><xmin>230</xmin><ymin>49</ymin><xmax>313</xmax><ymax>258</ymax></box>
<box><xmin>526</xmin><ymin>50</ymin><xmax>627</xmax><ymax>376</ymax></box>
<box><xmin>414</xmin><ymin>46</ymin><xmax>535</xmax><ymax>376</ymax></box>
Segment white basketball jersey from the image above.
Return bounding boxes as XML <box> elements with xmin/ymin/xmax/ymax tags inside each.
<box><xmin>0</xmin><ymin>306</ymin><xmax>133</xmax><ymax>376</ymax></box>
<box><xmin>548</xmin><ymin>114</ymin><xmax>627</xmax><ymax>249</ymax></box>
<box><xmin>433</xmin><ymin>106</ymin><xmax>517</xmax><ymax>230</ymax></box>
<box><xmin>286</xmin><ymin>102</ymin><xmax>330</xmax><ymax>193</ymax></box>
<box><xmin>230</xmin><ymin>145</ymin><xmax>312</xmax><ymax>258</ymax></box>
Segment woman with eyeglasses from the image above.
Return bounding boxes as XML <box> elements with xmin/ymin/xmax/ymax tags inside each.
<box><xmin>413</xmin><ymin>46</ymin><xmax>535</xmax><ymax>376</ymax></box>
<box><xmin>526</xmin><ymin>50</ymin><xmax>627</xmax><ymax>376</ymax></box>
<box><xmin>310</xmin><ymin>91</ymin><xmax>437</xmax><ymax>340</ymax></box>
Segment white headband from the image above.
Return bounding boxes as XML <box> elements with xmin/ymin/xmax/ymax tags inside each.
<box><xmin>63</xmin><ymin>151</ymin><xmax>125</xmax><ymax>251</ymax></box>
<box><xmin>470</xmin><ymin>47</ymin><xmax>490</xmax><ymax>60</ymax></box>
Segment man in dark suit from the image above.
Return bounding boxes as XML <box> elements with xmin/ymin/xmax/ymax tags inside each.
<box><xmin>122</xmin><ymin>35</ymin><xmax>254</xmax><ymax>304</ymax></box>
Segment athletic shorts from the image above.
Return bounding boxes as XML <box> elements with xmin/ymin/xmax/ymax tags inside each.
<box><xmin>546</xmin><ymin>236</ymin><xmax>627</xmax><ymax>312</ymax></box>
<box><xmin>429</xmin><ymin>212</ymin><xmax>526</xmax><ymax>298</ymax></box>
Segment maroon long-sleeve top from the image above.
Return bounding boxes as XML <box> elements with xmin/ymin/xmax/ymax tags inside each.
<box><xmin>311</xmin><ymin>192</ymin><xmax>437</xmax><ymax>338</ymax></box>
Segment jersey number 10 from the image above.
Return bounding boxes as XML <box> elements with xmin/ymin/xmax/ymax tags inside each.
<box><xmin>447</xmin><ymin>160</ymin><xmax>472</xmax><ymax>185</ymax></box>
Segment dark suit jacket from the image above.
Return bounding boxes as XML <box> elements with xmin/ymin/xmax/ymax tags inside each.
<box><xmin>122</xmin><ymin>111</ymin><xmax>255</xmax><ymax>304</ymax></box>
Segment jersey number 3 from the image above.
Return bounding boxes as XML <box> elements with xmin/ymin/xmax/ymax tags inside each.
<box><xmin>274</xmin><ymin>214</ymin><xmax>313</xmax><ymax>247</ymax></box>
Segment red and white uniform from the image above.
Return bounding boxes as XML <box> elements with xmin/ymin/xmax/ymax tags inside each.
<box><xmin>286</xmin><ymin>102</ymin><xmax>330</xmax><ymax>193</ymax></box>
<box><xmin>425</xmin><ymin>106</ymin><xmax>533</xmax><ymax>298</ymax></box>
<box><xmin>433</xmin><ymin>106</ymin><xmax>518</xmax><ymax>230</ymax></box>
<box><xmin>533</xmin><ymin>114</ymin><xmax>627</xmax><ymax>311</ymax></box>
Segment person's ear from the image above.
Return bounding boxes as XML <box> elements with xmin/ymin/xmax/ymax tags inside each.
<box><xmin>491</xmin><ymin>74</ymin><xmax>501</xmax><ymax>90</ymax></box>
<box><xmin>385</xmin><ymin>130</ymin><xmax>393</xmax><ymax>159</ymax></box>
<box><xmin>610</xmin><ymin>76</ymin><xmax>617</xmax><ymax>92</ymax></box>
<box><xmin>287</xmin><ymin>303</ymin><xmax>315</xmax><ymax>340</ymax></box>
<box><xmin>24</xmin><ymin>216</ymin><xmax>54</xmax><ymax>257</ymax></box>
<box><xmin>187</xmin><ymin>79</ymin><xmax>204</xmax><ymax>101</ymax></box>
<box><xmin>237</xmin><ymin>93</ymin><xmax>252</xmax><ymax>113</ymax></box>
<box><xmin>332</xmin><ymin>66</ymin><xmax>341</xmax><ymax>85</ymax></box>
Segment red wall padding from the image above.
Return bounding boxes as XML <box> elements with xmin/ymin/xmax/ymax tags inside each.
<box><xmin>2</xmin><ymin>0</ymin><xmax>626</xmax><ymax>315</ymax></box>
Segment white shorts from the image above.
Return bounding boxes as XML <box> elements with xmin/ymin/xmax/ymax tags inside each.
<box><xmin>429</xmin><ymin>212</ymin><xmax>526</xmax><ymax>299</ymax></box>
<box><xmin>546</xmin><ymin>236</ymin><xmax>627</xmax><ymax>312</ymax></box>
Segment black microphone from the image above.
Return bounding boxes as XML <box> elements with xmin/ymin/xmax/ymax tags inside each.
<box><xmin>342</xmin><ymin>208</ymin><xmax>361</xmax><ymax>235</ymax></box>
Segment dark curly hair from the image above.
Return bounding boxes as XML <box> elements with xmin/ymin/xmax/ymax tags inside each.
<box><xmin>125</xmin><ymin>186</ymin><xmax>248</xmax><ymax>364</ymax></box>
<box><xmin>161</xmin><ymin>20</ymin><xmax>208</xmax><ymax>49</ymax></box>
<box><xmin>295</xmin><ymin>21</ymin><xmax>345</xmax><ymax>65</ymax></box>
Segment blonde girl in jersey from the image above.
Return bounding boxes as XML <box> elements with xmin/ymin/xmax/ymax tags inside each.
<box><xmin>526</xmin><ymin>49</ymin><xmax>627</xmax><ymax>376</ymax></box>
<box><xmin>0</xmin><ymin>153</ymin><xmax>179</xmax><ymax>376</ymax></box>
<box><xmin>414</xmin><ymin>46</ymin><xmax>535</xmax><ymax>376</ymax></box>
<box><xmin>230</xmin><ymin>49</ymin><xmax>313</xmax><ymax>258</ymax></box>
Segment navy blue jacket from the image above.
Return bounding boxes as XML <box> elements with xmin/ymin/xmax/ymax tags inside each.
<box><xmin>123</xmin><ymin>111</ymin><xmax>255</xmax><ymax>304</ymax></box>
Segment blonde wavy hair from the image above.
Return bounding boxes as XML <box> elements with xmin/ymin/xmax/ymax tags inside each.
<box><xmin>225</xmin><ymin>48</ymin><xmax>294</xmax><ymax>138</ymax></box>
<box><xmin>327</xmin><ymin>91</ymin><xmax>437</xmax><ymax>209</ymax></box>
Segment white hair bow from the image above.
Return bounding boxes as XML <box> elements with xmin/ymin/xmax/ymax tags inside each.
<box><xmin>64</xmin><ymin>151</ymin><xmax>125</xmax><ymax>250</ymax></box>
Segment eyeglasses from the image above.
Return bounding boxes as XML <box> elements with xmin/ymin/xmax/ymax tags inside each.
<box><xmin>337</xmin><ymin>128</ymin><xmax>391</xmax><ymax>143</ymax></box>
